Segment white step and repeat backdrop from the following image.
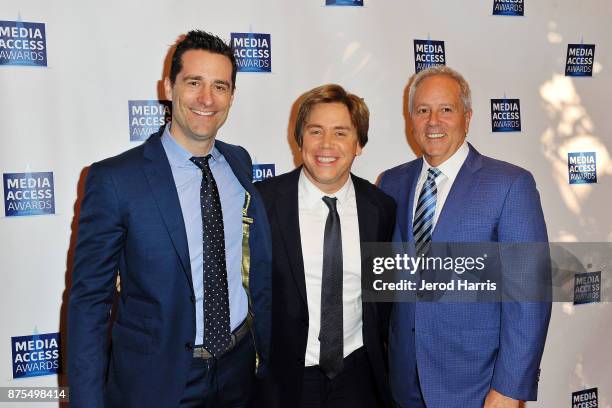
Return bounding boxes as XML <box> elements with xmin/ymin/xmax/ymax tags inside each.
<box><xmin>1</xmin><ymin>0</ymin><xmax>610</xmax><ymax>406</ymax></box>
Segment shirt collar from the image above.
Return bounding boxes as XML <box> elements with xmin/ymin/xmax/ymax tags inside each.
<box><xmin>161</xmin><ymin>123</ymin><xmax>221</xmax><ymax>168</ymax></box>
<box><xmin>298</xmin><ymin>168</ymin><xmax>354</xmax><ymax>209</ymax></box>
<box><xmin>421</xmin><ymin>140</ymin><xmax>469</xmax><ymax>180</ymax></box>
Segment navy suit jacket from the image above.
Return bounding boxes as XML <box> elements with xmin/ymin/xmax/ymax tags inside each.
<box><xmin>379</xmin><ymin>143</ymin><xmax>551</xmax><ymax>408</ymax></box>
<box><xmin>67</xmin><ymin>130</ymin><xmax>272</xmax><ymax>408</ymax></box>
<box><xmin>255</xmin><ymin>168</ymin><xmax>396</xmax><ymax>407</ymax></box>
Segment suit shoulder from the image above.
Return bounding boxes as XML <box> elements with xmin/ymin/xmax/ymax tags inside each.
<box><xmin>352</xmin><ymin>174</ymin><xmax>396</xmax><ymax>210</ymax></box>
<box><xmin>216</xmin><ymin>139</ymin><xmax>250</xmax><ymax>158</ymax></box>
<box><xmin>90</xmin><ymin>142</ymin><xmax>146</xmax><ymax>173</ymax></box>
<box><xmin>380</xmin><ymin>159</ymin><xmax>420</xmax><ymax>179</ymax></box>
<box><xmin>479</xmin><ymin>154</ymin><xmax>534</xmax><ymax>182</ymax></box>
<box><xmin>256</xmin><ymin>170</ymin><xmax>298</xmax><ymax>195</ymax></box>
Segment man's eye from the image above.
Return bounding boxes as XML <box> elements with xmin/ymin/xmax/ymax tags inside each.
<box><xmin>215</xmin><ymin>84</ymin><xmax>229</xmax><ymax>92</ymax></box>
<box><xmin>417</xmin><ymin>107</ymin><xmax>428</xmax><ymax>114</ymax></box>
<box><xmin>188</xmin><ymin>81</ymin><xmax>199</xmax><ymax>87</ymax></box>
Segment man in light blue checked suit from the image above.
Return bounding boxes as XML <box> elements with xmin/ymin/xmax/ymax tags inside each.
<box><xmin>379</xmin><ymin>66</ymin><xmax>551</xmax><ymax>408</ymax></box>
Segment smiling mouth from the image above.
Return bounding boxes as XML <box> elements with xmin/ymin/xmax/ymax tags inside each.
<box><xmin>426</xmin><ymin>133</ymin><xmax>445</xmax><ymax>139</ymax></box>
<box><xmin>316</xmin><ymin>156</ymin><xmax>338</xmax><ymax>163</ymax></box>
<box><xmin>191</xmin><ymin>108</ymin><xmax>214</xmax><ymax>116</ymax></box>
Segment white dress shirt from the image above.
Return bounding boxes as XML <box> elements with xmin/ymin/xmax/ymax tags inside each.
<box><xmin>298</xmin><ymin>170</ymin><xmax>363</xmax><ymax>367</ymax></box>
<box><xmin>412</xmin><ymin>141</ymin><xmax>469</xmax><ymax>231</ymax></box>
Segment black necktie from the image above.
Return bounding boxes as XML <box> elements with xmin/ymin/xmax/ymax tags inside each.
<box><xmin>319</xmin><ymin>196</ymin><xmax>344</xmax><ymax>379</ymax></box>
<box><xmin>190</xmin><ymin>155</ymin><xmax>231</xmax><ymax>357</ymax></box>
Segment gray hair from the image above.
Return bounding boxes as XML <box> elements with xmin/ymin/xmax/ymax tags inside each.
<box><xmin>408</xmin><ymin>66</ymin><xmax>472</xmax><ymax>115</ymax></box>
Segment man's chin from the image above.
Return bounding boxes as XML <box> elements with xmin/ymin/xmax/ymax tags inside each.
<box><xmin>188</xmin><ymin>130</ymin><xmax>217</xmax><ymax>143</ymax></box>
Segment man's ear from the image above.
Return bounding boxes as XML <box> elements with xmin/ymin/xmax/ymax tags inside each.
<box><xmin>464</xmin><ymin>109</ymin><xmax>473</xmax><ymax>134</ymax></box>
<box><xmin>164</xmin><ymin>77</ymin><xmax>173</xmax><ymax>101</ymax></box>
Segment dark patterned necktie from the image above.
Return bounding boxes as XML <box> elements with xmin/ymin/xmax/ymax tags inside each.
<box><xmin>319</xmin><ymin>196</ymin><xmax>344</xmax><ymax>379</ymax></box>
<box><xmin>413</xmin><ymin>167</ymin><xmax>441</xmax><ymax>255</ymax></box>
<box><xmin>190</xmin><ymin>155</ymin><xmax>231</xmax><ymax>357</ymax></box>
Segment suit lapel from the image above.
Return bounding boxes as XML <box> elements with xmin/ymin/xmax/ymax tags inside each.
<box><xmin>432</xmin><ymin>143</ymin><xmax>483</xmax><ymax>240</ymax></box>
<box><xmin>142</xmin><ymin>134</ymin><xmax>193</xmax><ymax>289</ymax></box>
<box><xmin>402</xmin><ymin>159</ymin><xmax>423</xmax><ymax>242</ymax></box>
<box><xmin>353</xmin><ymin>175</ymin><xmax>383</xmax><ymax>339</ymax></box>
<box><xmin>215</xmin><ymin>141</ymin><xmax>258</xmax><ymax>207</ymax></box>
<box><xmin>353</xmin><ymin>175</ymin><xmax>379</xmax><ymax>243</ymax></box>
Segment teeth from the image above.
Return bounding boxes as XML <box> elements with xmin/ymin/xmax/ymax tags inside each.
<box><xmin>317</xmin><ymin>157</ymin><xmax>337</xmax><ymax>163</ymax></box>
<box><xmin>427</xmin><ymin>133</ymin><xmax>445</xmax><ymax>139</ymax></box>
<box><xmin>191</xmin><ymin>109</ymin><xmax>214</xmax><ymax>116</ymax></box>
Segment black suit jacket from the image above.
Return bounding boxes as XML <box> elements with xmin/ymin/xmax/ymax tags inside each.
<box><xmin>255</xmin><ymin>168</ymin><xmax>396</xmax><ymax>407</ymax></box>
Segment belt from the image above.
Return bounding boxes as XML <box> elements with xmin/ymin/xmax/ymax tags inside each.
<box><xmin>193</xmin><ymin>319</ymin><xmax>250</xmax><ymax>359</ymax></box>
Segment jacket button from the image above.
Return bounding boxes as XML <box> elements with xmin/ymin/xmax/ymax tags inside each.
<box><xmin>185</xmin><ymin>342</ymin><xmax>194</xmax><ymax>351</ymax></box>
<box><xmin>190</xmin><ymin>295</ymin><xmax>196</xmax><ymax>303</ymax></box>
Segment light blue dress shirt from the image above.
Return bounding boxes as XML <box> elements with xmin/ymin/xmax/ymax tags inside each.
<box><xmin>161</xmin><ymin>125</ymin><xmax>248</xmax><ymax>345</ymax></box>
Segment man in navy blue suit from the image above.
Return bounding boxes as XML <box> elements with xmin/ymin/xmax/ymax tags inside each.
<box><xmin>379</xmin><ymin>66</ymin><xmax>551</xmax><ymax>408</ymax></box>
<box><xmin>68</xmin><ymin>30</ymin><xmax>272</xmax><ymax>407</ymax></box>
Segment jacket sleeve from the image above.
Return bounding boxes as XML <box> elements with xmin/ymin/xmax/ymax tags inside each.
<box><xmin>68</xmin><ymin>163</ymin><xmax>125</xmax><ymax>408</ymax></box>
<box><xmin>491</xmin><ymin>171</ymin><xmax>552</xmax><ymax>401</ymax></box>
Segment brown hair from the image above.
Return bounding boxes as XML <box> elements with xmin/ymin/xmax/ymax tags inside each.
<box><xmin>294</xmin><ymin>84</ymin><xmax>369</xmax><ymax>148</ymax></box>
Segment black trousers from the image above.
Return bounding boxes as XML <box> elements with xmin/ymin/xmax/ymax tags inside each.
<box><xmin>300</xmin><ymin>347</ymin><xmax>380</xmax><ymax>408</ymax></box>
<box><xmin>179</xmin><ymin>335</ymin><xmax>255</xmax><ymax>408</ymax></box>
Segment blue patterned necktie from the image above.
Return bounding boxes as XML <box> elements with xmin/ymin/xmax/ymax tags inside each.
<box><xmin>190</xmin><ymin>155</ymin><xmax>231</xmax><ymax>357</ymax></box>
<box><xmin>413</xmin><ymin>167</ymin><xmax>441</xmax><ymax>255</ymax></box>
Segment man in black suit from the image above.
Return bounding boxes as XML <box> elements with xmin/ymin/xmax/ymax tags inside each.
<box><xmin>256</xmin><ymin>84</ymin><xmax>396</xmax><ymax>407</ymax></box>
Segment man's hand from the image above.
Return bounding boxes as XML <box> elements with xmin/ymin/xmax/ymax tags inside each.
<box><xmin>483</xmin><ymin>388</ymin><xmax>523</xmax><ymax>408</ymax></box>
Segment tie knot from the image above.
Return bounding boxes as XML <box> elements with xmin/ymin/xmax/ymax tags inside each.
<box><xmin>190</xmin><ymin>155</ymin><xmax>212</xmax><ymax>171</ymax></box>
<box><xmin>427</xmin><ymin>167</ymin><xmax>441</xmax><ymax>180</ymax></box>
<box><xmin>322</xmin><ymin>196</ymin><xmax>338</xmax><ymax>212</ymax></box>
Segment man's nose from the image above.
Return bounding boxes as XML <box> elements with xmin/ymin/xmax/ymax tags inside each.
<box><xmin>197</xmin><ymin>85</ymin><xmax>214</xmax><ymax>106</ymax></box>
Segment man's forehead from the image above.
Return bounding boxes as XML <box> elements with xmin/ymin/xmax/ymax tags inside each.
<box><xmin>417</xmin><ymin>75</ymin><xmax>461</xmax><ymax>92</ymax></box>
<box><xmin>179</xmin><ymin>50</ymin><xmax>232</xmax><ymax>71</ymax></box>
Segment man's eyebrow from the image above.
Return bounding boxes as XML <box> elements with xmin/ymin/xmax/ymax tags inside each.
<box><xmin>182</xmin><ymin>75</ymin><xmax>203</xmax><ymax>81</ymax></box>
<box><xmin>305</xmin><ymin>124</ymin><xmax>351</xmax><ymax>130</ymax></box>
<box><xmin>180</xmin><ymin>76</ymin><xmax>230</xmax><ymax>87</ymax></box>
<box><xmin>212</xmin><ymin>79</ymin><xmax>231</xmax><ymax>87</ymax></box>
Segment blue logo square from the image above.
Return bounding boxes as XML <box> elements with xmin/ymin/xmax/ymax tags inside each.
<box><xmin>573</xmin><ymin>271</ymin><xmax>601</xmax><ymax>305</ymax></box>
<box><xmin>572</xmin><ymin>388</ymin><xmax>598</xmax><ymax>406</ymax></box>
<box><xmin>490</xmin><ymin>99</ymin><xmax>521</xmax><ymax>132</ymax></box>
<box><xmin>11</xmin><ymin>332</ymin><xmax>61</xmax><ymax>378</ymax></box>
<box><xmin>0</xmin><ymin>20</ymin><xmax>47</xmax><ymax>66</ymax></box>
<box><xmin>128</xmin><ymin>100</ymin><xmax>171</xmax><ymax>141</ymax></box>
<box><xmin>231</xmin><ymin>33</ymin><xmax>271</xmax><ymax>73</ymax></box>
<box><xmin>3</xmin><ymin>172</ymin><xmax>55</xmax><ymax>216</ymax></box>
<box><xmin>252</xmin><ymin>164</ymin><xmax>275</xmax><ymax>182</ymax></box>
<box><xmin>568</xmin><ymin>152</ymin><xmax>597</xmax><ymax>184</ymax></box>
<box><xmin>326</xmin><ymin>0</ymin><xmax>364</xmax><ymax>6</ymax></box>
<box><xmin>492</xmin><ymin>0</ymin><xmax>524</xmax><ymax>16</ymax></box>
<box><xmin>413</xmin><ymin>39</ymin><xmax>445</xmax><ymax>73</ymax></box>
<box><xmin>565</xmin><ymin>44</ymin><xmax>595</xmax><ymax>77</ymax></box>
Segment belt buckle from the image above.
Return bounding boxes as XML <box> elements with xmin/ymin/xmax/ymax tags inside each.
<box><xmin>193</xmin><ymin>320</ymin><xmax>248</xmax><ymax>359</ymax></box>
<box><xmin>229</xmin><ymin>333</ymin><xmax>237</xmax><ymax>350</ymax></box>
<box><xmin>193</xmin><ymin>346</ymin><xmax>213</xmax><ymax>359</ymax></box>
